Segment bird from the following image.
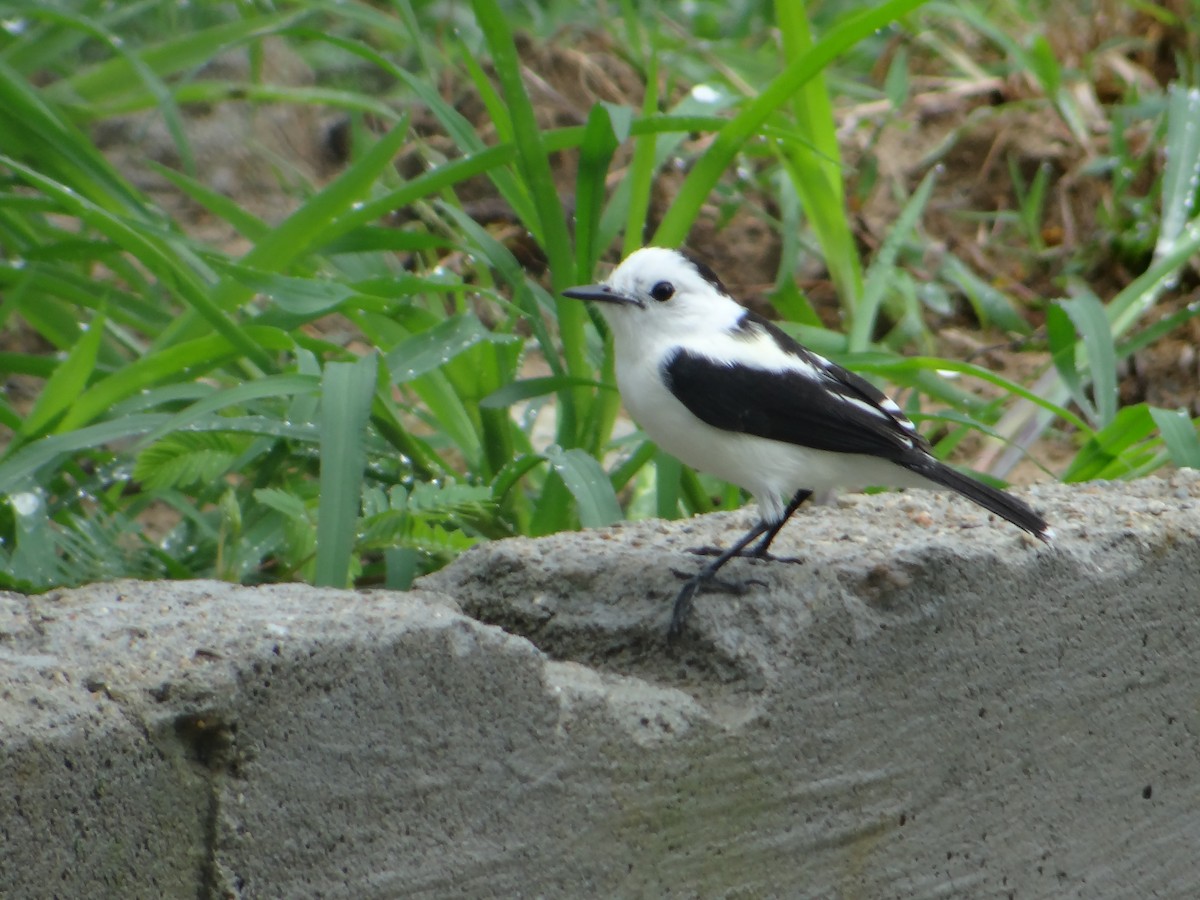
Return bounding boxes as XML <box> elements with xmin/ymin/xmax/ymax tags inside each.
<box><xmin>562</xmin><ymin>246</ymin><xmax>1052</xmax><ymax>639</ymax></box>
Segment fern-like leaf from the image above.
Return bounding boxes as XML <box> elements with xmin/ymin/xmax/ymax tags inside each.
<box><xmin>133</xmin><ymin>432</ymin><xmax>249</xmax><ymax>492</ymax></box>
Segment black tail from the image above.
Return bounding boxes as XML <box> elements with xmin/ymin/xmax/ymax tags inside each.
<box><xmin>906</xmin><ymin>458</ymin><xmax>1053</xmax><ymax>542</ymax></box>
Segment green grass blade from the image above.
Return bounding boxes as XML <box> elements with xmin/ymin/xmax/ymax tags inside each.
<box><xmin>318</xmin><ymin>116</ymin><xmax>725</xmax><ymax>252</ymax></box>
<box><xmin>134</xmin><ymin>374</ymin><xmax>321</xmax><ymax>449</ymax></box>
<box><xmin>1061</xmin><ymin>405</ymin><xmax>1156</xmax><ymax>482</ymax></box>
<box><xmin>148</xmin><ymin>162</ymin><xmax>268</xmax><ymax>241</ymax></box>
<box><xmin>1149</xmin><ymin>407</ymin><xmax>1200</xmax><ymax>469</ymax></box>
<box><xmin>0</xmin><ymin>154</ymin><xmax>273</xmax><ymax>371</ymax></box>
<box><xmin>232</xmin><ymin>113</ymin><xmax>406</xmax><ymax>273</ymax></box>
<box><xmin>1046</xmin><ymin>302</ymin><xmax>1096</xmax><ymax>424</ymax></box>
<box><xmin>46</xmin><ymin>11</ymin><xmax>306</xmax><ymax>106</ymax></box>
<box><xmin>469</xmin><ymin>0</ymin><xmax>590</xmax><ymax>449</ymax></box>
<box><xmin>0</xmin><ymin>0</ymin><xmax>154</xmax><ymax>73</ymax></box>
<box><xmin>18</xmin><ymin>310</ymin><xmax>105</xmax><ymax>439</ymax></box>
<box><xmin>468</xmin><ymin>0</ymin><xmax>572</xmax><ymax>286</ymax></box>
<box><xmin>57</xmin><ymin>326</ymin><xmax>294</xmax><ymax>432</ymax></box>
<box><xmin>575</xmin><ymin>103</ymin><xmax>623</xmax><ymax>278</ymax></box>
<box><xmin>1062</xmin><ymin>289</ymin><xmax>1118</xmax><ymax>427</ymax></box>
<box><xmin>437</xmin><ymin>205</ymin><xmax>563</xmax><ymax>378</ymax></box>
<box><xmin>1117</xmin><ymin>299</ymin><xmax>1200</xmax><ymax>359</ymax></box>
<box><xmin>544</xmin><ymin>446</ymin><xmax>622</xmax><ymax>528</ymax></box>
<box><xmin>315</xmin><ymin>353</ymin><xmax>377</xmax><ymax>588</ymax></box>
<box><xmin>775</xmin><ymin>0</ymin><xmax>865</xmax><ymax>314</ymax></box>
<box><xmin>17</xmin><ymin>6</ymin><xmax>198</xmax><ymax>173</ymax></box>
<box><xmin>982</xmin><ymin>217</ymin><xmax>1200</xmax><ymax>477</ymax></box>
<box><xmin>155</xmin><ymin>118</ymin><xmax>411</xmax><ymax>349</ymax></box>
<box><xmin>621</xmin><ymin>57</ymin><xmax>659</xmax><ymax>257</ymax></box>
<box><xmin>384</xmin><ymin>316</ymin><xmax>519</xmax><ymax>383</ymax></box>
<box><xmin>0</xmin><ymin>59</ymin><xmax>145</xmax><ymax>213</ymax></box>
<box><xmin>479</xmin><ymin>376</ymin><xmax>610</xmax><ymax>410</ymax></box>
<box><xmin>849</xmin><ymin>165</ymin><xmax>938</xmax><ymax>351</ymax></box>
<box><xmin>1157</xmin><ymin>85</ymin><xmax>1200</xmax><ymax>259</ymax></box>
<box><xmin>0</xmin><ymin>414</ymin><xmax>172</xmax><ymax>491</ymax></box>
<box><xmin>1110</xmin><ymin>214</ymin><xmax>1200</xmax><ymax>336</ymax></box>
<box><xmin>849</xmin><ymin>354</ymin><xmax>1091</xmax><ymax>434</ymax></box>
<box><xmin>653</xmin><ymin>0</ymin><xmax>928</xmax><ymax>247</ymax></box>
<box><xmin>940</xmin><ymin>256</ymin><xmax>1032</xmax><ymax>336</ymax></box>
<box><xmin>654</xmin><ymin>452</ymin><xmax>684</xmax><ymax>520</ymax></box>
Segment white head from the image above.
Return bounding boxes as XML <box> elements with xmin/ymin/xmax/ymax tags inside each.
<box><xmin>562</xmin><ymin>247</ymin><xmax>744</xmax><ymax>346</ymax></box>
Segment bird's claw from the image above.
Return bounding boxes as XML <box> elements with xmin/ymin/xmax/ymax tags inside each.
<box><xmin>685</xmin><ymin>546</ymin><xmax>804</xmax><ymax>565</ymax></box>
<box><xmin>669</xmin><ymin>569</ymin><xmax>760</xmax><ymax>595</ymax></box>
<box><xmin>666</xmin><ymin>569</ymin><xmax>769</xmax><ymax>641</ymax></box>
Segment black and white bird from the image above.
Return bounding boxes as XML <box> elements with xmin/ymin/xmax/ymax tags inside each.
<box><xmin>563</xmin><ymin>246</ymin><xmax>1052</xmax><ymax>638</ymax></box>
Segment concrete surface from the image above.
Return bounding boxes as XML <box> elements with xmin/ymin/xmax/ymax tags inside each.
<box><xmin>2</xmin><ymin>472</ymin><xmax>1199</xmax><ymax>898</ymax></box>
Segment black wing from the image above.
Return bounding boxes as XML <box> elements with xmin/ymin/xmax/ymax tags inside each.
<box><xmin>663</xmin><ymin>312</ymin><xmax>929</xmax><ymax>461</ymax></box>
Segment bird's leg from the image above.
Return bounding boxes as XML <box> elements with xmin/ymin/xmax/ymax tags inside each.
<box><xmin>668</xmin><ymin>519</ymin><xmax>771</xmax><ymax>641</ymax></box>
<box><xmin>687</xmin><ymin>488</ymin><xmax>813</xmax><ymax>563</ymax></box>
<box><xmin>669</xmin><ymin>490</ymin><xmax>815</xmax><ymax>640</ymax></box>
<box><xmin>746</xmin><ymin>489</ymin><xmax>812</xmax><ymax>559</ymax></box>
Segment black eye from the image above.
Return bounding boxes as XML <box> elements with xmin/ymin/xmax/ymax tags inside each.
<box><xmin>649</xmin><ymin>281</ymin><xmax>674</xmax><ymax>302</ymax></box>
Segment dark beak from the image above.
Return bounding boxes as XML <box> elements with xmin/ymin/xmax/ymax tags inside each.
<box><xmin>561</xmin><ymin>284</ymin><xmax>641</xmax><ymax>307</ymax></box>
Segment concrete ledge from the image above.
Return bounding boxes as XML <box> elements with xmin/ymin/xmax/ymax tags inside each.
<box><xmin>3</xmin><ymin>473</ymin><xmax>1200</xmax><ymax>897</ymax></box>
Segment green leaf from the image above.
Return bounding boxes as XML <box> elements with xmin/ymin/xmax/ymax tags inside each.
<box><xmin>1061</xmin><ymin>405</ymin><xmax>1156</xmax><ymax>482</ymax></box>
<box><xmin>851</xmin><ymin>164</ymin><xmax>938</xmax><ymax>351</ymax></box>
<box><xmin>654</xmin><ymin>0</ymin><xmax>929</xmax><ymax>247</ymax></box>
<box><xmin>134</xmin><ymin>373</ymin><xmax>321</xmax><ymax>449</ymax></box>
<box><xmin>480</xmin><ymin>376</ymin><xmax>610</xmax><ymax>409</ymax></box>
<box><xmin>1025</xmin><ymin>34</ymin><xmax>1061</xmax><ymax>95</ymax></box>
<box><xmin>1062</xmin><ymin>289</ymin><xmax>1118</xmax><ymax>427</ymax></box>
<box><xmin>575</xmin><ymin>103</ymin><xmax>622</xmax><ymax>278</ymax></box>
<box><xmin>158</xmin><ymin>118</ymin><xmax>411</xmax><ymax>348</ymax></box>
<box><xmin>1157</xmin><ymin>84</ymin><xmax>1200</xmax><ymax>257</ymax></box>
<box><xmin>0</xmin><ymin>153</ymin><xmax>272</xmax><ymax>371</ymax></box>
<box><xmin>469</xmin><ymin>0</ymin><xmax>572</xmax><ymax>288</ymax></box>
<box><xmin>19</xmin><ymin>310</ymin><xmax>105</xmax><ymax>439</ymax></box>
<box><xmin>884</xmin><ymin>45</ymin><xmax>910</xmax><ymax>109</ymax></box>
<box><xmin>385</xmin><ymin>315</ymin><xmax>519</xmax><ymax>383</ymax></box>
<box><xmin>407</xmin><ymin>481</ymin><xmax>494</xmax><ymax>513</ymax></box>
<box><xmin>148</xmin><ymin>162</ymin><xmax>268</xmax><ymax>241</ymax></box>
<box><xmin>1149</xmin><ymin>407</ymin><xmax>1200</xmax><ymax>469</ymax></box>
<box><xmin>468</xmin><ymin>0</ymin><xmax>588</xmax><ymax>447</ymax></box>
<box><xmin>57</xmin><ymin>326</ymin><xmax>295</xmax><ymax>432</ymax></box>
<box><xmin>1046</xmin><ymin>302</ymin><xmax>1095</xmax><ymax>424</ymax></box>
<box><xmin>218</xmin><ymin>264</ymin><xmax>361</xmax><ymax>317</ymax></box>
<box><xmin>46</xmin><ymin>11</ymin><xmax>306</xmax><ymax>107</ymax></box>
<box><xmin>436</xmin><ymin>204</ymin><xmax>562</xmax><ymax>377</ymax></box>
<box><xmin>848</xmin><ymin>353</ymin><xmax>1091</xmax><ymax>433</ymax></box>
<box><xmin>654</xmin><ymin>452</ymin><xmax>684</xmax><ymax>520</ymax></box>
<box><xmin>544</xmin><ymin>445</ymin><xmax>622</xmax><ymax>528</ymax></box>
<box><xmin>315</xmin><ymin>353</ymin><xmax>378</xmax><ymax>588</ymax></box>
<box><xmin>774</xmin><ymin>0</ymin><xmax>865</xmax><ymax>316</ymax></box>
<box><xmin>133</xmin><ymin>432</ymin><xmax>244</xmax><ymax>492</ymax></box>
<box><xmin>619</xmin><ymin>61</ymin><xmax>659</xmax><ymax>259</ymax></box>
<box><xmin>0</xmin><ymin>414</ymin><xmax>172</xmax><ymax>492</ymax></box>
<box><xmin>253</xmin><ymin>487</ymin><xmax>311</xmax><ymax>521</ymax></box>
<box><xmin>940</xmin><ymin>256</ymin><xmax>1032</xmax><ymax>336</ymax></box>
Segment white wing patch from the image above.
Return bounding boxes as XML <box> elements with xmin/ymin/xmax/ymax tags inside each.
<box><xmin>877</xmin><ymin>395</ymin><xmax>919</xmax><ymax>439</ymax></box>
<box><xmin>696</xmin><ymin>319</ymin><xmax>822</xmax><ymax>380</ymax></box>
<box><xmin>811</xmin><ymin>345</ymin><xmax>921</xmax><ymax>441</ymax></box>
<box><xmin>839</xmin><ymin>396</ymin><xmax>916</xmax><ymax>447</ymax></box>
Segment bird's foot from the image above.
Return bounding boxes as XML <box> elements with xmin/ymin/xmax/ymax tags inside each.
<box><xmin>686</xmin><ymin>546</ymin><xmax>804</xmax><ymax>565</ymax></box>
<box><xmin>669</xmin><ymin>568</ymin><xmax>761</xmax><ymax>595</ymax></box>
<box><xmin>666</xmin><ymin>568</ymin><xmax>767</xmax><ymax>641</ymax></box>
<box><xmin>667</xmin><ymin>577</ymin><xmax>703</xmax><ymax>642</ymax></box>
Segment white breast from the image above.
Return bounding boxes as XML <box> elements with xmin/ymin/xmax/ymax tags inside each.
<box><xmin>614</xmin><ymin>340</ymin><xmax>927</xmax><ymax>523</ymax></box>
